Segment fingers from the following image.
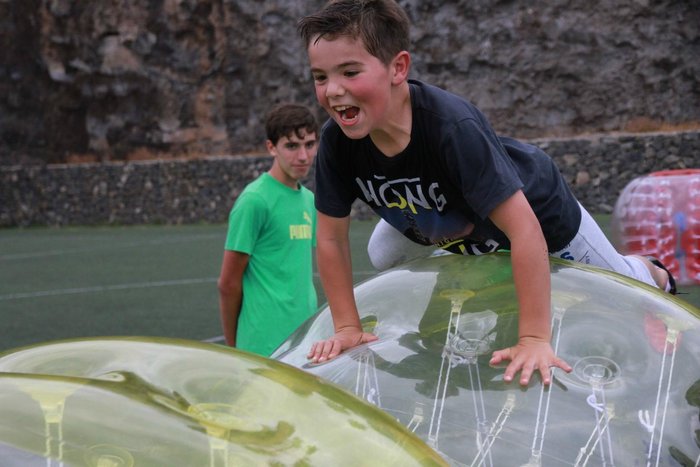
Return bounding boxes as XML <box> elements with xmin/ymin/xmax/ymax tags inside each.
<box><xmin>306</xmin><ymin>338</ymin><xmax>342</xmax><ymax>363</ymax></box>
<box><xmin>305</xmin><ymin>340</ymin><xmax>319</xmax><ymax>359</ymax></box>
<box><xmin>508</xmin><ymin>364</ymin><xmax>550</xmax><ymax>386</ymax></box>
<box><xmin>504</xmin><ymin>360</ymin><xmax>548</xmax><ymax>385</ymax></box>
<box><xmin>306</xmin><ymin>330</ymin><xmax>379</xmax><ymax>364</ymax></box>
<box><xmin>552</xmin><ymin>357</ymin><xmax>572</xmax><ymax>373</ymax></box>
<box><xmin>492</xmin><ymin>346</ymin><xmax>572</xmax><ymax>386</ymax></box>
<box><xmin>489</xmin><ymin>348</ymin><xmax>510</xmax><ymax>366</ymax></box>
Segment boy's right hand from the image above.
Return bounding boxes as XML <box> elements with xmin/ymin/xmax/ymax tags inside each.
<box><xmin>306</xmin><ymin>327</ymin><xmax>378</xmax><ymax>363</ymax></box>
<box><xmin>489</xmin><ymin>336</ymin><xmax>571</xmax><ymax>386</ymax></box>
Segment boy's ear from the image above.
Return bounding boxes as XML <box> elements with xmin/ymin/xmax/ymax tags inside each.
<box><xmin>390</xmin><ymin>51</ymin><xmax>411</xmax><ymax>85</ymax></box>
<box><xmin>265</xmin><ymin>139</ymin><xmax>277</xmax><ymax>156</ymax></box>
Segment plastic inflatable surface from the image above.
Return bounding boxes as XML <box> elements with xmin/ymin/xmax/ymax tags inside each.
<box><xmin>0</xmin><ymin>338</ymin><xmax>446</xmax><ymax>466</ymax></box>
<box><xmin>612</xmin><ymin>168</ymin><xmax>700</xmax><ymax>285</ymax></box>
<box><xmin>275</xmin><ymin>253</ymin><xmax>700</xmax><ymax>466</ymax></box>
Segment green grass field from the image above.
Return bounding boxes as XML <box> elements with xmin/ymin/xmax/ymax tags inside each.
<box><xmin>1</xmin><ymin>217</ymin><xmax>698</xmax><ymax>352</ymax></box>
<box><xmin>0</xmin><ymin>221</ymin><xmax>381</xmax><ymax>352</ymax></box>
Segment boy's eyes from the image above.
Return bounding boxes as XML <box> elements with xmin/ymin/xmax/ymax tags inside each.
<box><xmin>284</xmin><ymin>141</ymin><xmax>316</xmax><ymax>150</ymax></box>
<box><xmin>311</xmin><ymin>70</ymin><xmax>359</xmax><ymax>82</ymax></box>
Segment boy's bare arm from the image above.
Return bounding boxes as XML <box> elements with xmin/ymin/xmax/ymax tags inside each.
<box><xmin>217</xmin><ymin>250</ymin><xmax>249</xmax><ymax>347</ymax></box>
<box><xmin>308</xmin><ymin>212</ymin><xmax>378</xmax><ymax>362</ymax></box>
<box><xmin>487</xmin><ymin>190</ymin><xmax>571</xmax><ymax>385</ymax></box>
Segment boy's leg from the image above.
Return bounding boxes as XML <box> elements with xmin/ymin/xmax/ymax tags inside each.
<box><xmin>367</xmin><ymin>218</ymin><xmax>433</xmax><ymax>271</ymax></box>
<box><xmin>550</xmin><ymin>204</ymin><xmax>669</xmax><ymax>290</ymax></box>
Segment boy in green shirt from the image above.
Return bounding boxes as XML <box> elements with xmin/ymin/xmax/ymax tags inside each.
<box><xmin>218</xmin><ymin>104</ymin><xmax>319</xmax><ymax>356</ymax></box>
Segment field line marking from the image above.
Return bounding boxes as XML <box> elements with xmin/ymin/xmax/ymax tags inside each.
<box><xmin>0</xmin><ymin>277</ymin><xmax>218</xmax><ymax>301</ymax></box>
<box><xmin>1</xmin><ymin>233</ymin><xmax>223</xmax><ymax>261</ymax></box>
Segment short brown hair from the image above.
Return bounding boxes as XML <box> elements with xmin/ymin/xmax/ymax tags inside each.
<box><xmin>298</xmin><ymin>0</ymin><xmax>410</xmax><ymax>65</ymax></box>
<box><xmin>265</xmin><ymin>104</ymin><xmax>319</xmax><ymax>145</ymax></box>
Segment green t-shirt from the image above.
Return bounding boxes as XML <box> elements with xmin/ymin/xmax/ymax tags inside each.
<box><xmin>225</xmin><ymin>173</ymin><xmax>317</xmax><ymax>356</ymax></box>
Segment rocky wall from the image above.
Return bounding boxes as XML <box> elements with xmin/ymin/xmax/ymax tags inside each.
<box><xmin>1</xmin><ymin>0</ymin><xmax>698</xmax><ymax>164</ymax></box>
<box><xmin>2</xmin><ymin>131</ymin><xmax>698</xmax><ymax>228</ymax></box>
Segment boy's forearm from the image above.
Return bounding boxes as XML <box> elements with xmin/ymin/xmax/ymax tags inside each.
<box><xmin>510</xmin><ymin>237</ymin><xmax>552</xmax><ymax>341</ymax></box>
<box><xmin>218</xmin><ymin>289</ymin><xmax>242</xmax><ymax>346</ymax></box>
<box><xmin>317</xmin><ymin>239</ymin><xmax>362</xmax><ymax>332</ymax></box>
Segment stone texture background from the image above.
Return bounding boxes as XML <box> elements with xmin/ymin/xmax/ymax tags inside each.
<box><xmin>1</xmin><ymin>0</ymin><xmax>699</xmax><ymax>164</ymax></box>
<box><xmin>2</xmin><ymin>131</ymin><xmax>698</xmax><ymax>227</ymax></box>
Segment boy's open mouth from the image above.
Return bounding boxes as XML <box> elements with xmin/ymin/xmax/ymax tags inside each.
<box><xmin>334</xmin><ymin>105</ymin><xmax>359</xmax><ymax>123</ymax></box>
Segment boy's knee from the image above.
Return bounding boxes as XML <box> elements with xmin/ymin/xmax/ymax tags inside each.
<box><xmin>367</xmin><ymin>242</ymin><xmax>396</xmax><ymax>271</ymax></box>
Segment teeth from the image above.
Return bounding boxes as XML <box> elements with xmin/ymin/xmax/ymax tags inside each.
<box><xmin>333</xmin><ymin>105</ymin><xmax>352</xmax><ymax>112</ymax></box>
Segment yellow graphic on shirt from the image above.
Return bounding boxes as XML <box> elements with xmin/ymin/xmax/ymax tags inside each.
<box><xmin>290</xmin><ymin>211</ymin><xmax>313</xmax><ymax>240</ymax></box>
<box><xmin>356</xmin><ymin>176</ymin><xmax>447</xmax><ymax>215</ymax></box>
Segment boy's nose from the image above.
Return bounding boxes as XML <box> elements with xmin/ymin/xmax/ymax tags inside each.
<box><xmin>326</xmin><ymin>79</ymin><xmax>344</xmax><ymax>98</ymax></box>
<box><xmin>297</xmin><ymin>146</ymin><xmax>310</xmax><ymax>162</ymax></box>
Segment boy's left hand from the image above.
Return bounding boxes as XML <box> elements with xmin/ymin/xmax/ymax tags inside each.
<box><xmin>489</xmin><ymin>336</ymin><xmax>571</xmax><ymax>385</ymax></box>
<box><xmin>306</xmin><ymin>327</ymin><xmax>378</xmax><ymax>364</ymax></box>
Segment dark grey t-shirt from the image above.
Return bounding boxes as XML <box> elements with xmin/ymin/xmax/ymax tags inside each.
<box><xmin>315</xmin><ymin>79</ymin><xmax>581</xmax><ymax>254</ymax></box>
